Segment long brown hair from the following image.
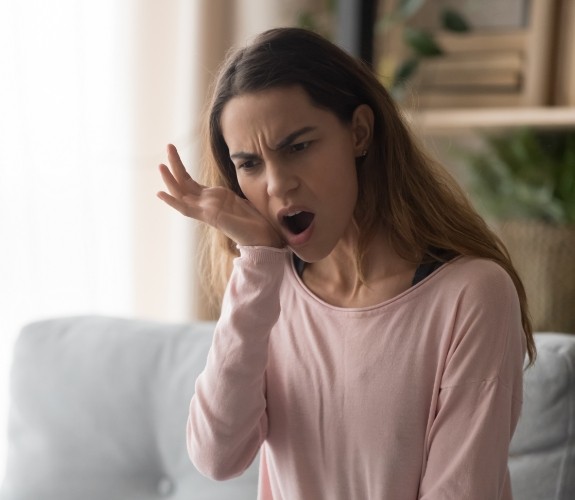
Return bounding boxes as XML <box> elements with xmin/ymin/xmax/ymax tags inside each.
<box><xmin>199</xmin><ymin>27</ymin><xmax>535</xmax><ymax>364</ymax></box>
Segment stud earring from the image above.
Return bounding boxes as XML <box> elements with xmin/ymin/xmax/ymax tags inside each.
<box><xmin>361</xmin><ymin>149</ymin><xmax>368</xmax><ymax>157</ymax></box>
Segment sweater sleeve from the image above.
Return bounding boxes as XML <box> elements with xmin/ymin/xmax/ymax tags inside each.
<box><xmin>187</xmin><ymin>246</ymin><xmax>288</xmax><ymax>480</ymax></box>
<box><xmin>419</xmin><ymin>262</ymin><xmax>526</xmax><ymax>500</ymax></box>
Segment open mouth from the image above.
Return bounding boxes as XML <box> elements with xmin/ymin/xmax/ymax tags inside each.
<box><xmin>282</xmin><ymin>211</ymin><xmax>315</xmax><ymax>235</ymax></box>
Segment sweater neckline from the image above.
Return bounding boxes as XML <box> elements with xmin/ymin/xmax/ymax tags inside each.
<box><xmin>286</xmin><ymin>253</ymin><xmax>464</xmax><ymax>313</ymax></box>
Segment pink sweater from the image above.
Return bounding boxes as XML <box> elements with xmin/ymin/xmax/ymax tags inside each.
<box><xmin>188</xmin><ymin>246</ymin><xmax>526</xmax><ymax>499</ymax></box>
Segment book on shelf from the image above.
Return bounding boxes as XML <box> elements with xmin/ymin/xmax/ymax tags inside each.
<box><xmin>408</xmin><ymin>51</ymin><xmax>524</xmax><ymax>106</ymax></box>
<box><xmin>434</xmin><ymin>30</ymin><xmax>527</xmax><ymax>54</ymax></box>
<box><xmin>418</xmin><ymin>51</ymin><xmax>523</xmax><ymax>74</ymax></box>
<box><xmin>414</xmin><ymin>54</ymin><xmax>522</xmax><ymax>92</ymax></box>
<box><xmin>415</xmin><ymin>66</ymin><xmax>520</xmax><ymax>90</ymax></box>
<box><xmin>407</xmin><ymin>91</ymin><xmax>522</xmax><ymax>109</ymax></box>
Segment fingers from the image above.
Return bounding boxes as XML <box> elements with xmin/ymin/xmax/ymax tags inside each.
<box><xmin>163</xmin><ymin>144</ymin><xmax>204</xmax><ymax>194</ymax></box>
<box><xmin>157</xmin><ymin>188</ymin><xmax>205</xmax><ymax>220</ymax></box>
<box><xmin>157</xmin><ymin>143</ymin><xmax>213</xmax><ymax>223</ymax></box>
<box><xmin>167</xmin><ymin>144</ymin><xmax>193</xmax><ymax>185</ymax></box>
<box><xmin>156</xmin><ymin>190</ymin><xmax>193</xmax><ymax>216</ymax></box>
<box><xmin>158</xmin><ymin>163</ymin><xmax>184</xmax><ymax>198</ymax></box>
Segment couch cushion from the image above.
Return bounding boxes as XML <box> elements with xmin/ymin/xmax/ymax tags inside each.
<box><xmin>509</xmin><ymin>333</ymin><xmax>575</xmax><ymax>500</ymax></box>
<box><xmin>0</xmin><ymin>316</ymin><xmax>259</xmax><ymax>500</ymax></box>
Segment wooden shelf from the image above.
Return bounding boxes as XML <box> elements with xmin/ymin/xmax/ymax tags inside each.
<box><xmin>406</xmin><ymin>107</ymin><xmax>575</xmax><ymax>135</ymax></box>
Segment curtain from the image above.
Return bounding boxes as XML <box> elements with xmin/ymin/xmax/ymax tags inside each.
<box><xmin>0</xmin><ymin>0</ymin><xmax>309</xmax><ymax>482</ymax></box>
<box><xmin>0</xmin><ymin>0</ymin><xmax>204</xmax><ymax>481</ymax></box>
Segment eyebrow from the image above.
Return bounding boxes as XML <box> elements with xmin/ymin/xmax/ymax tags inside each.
<box><xmin>229</xmin><ymin>126</ymin><xmax>316</xmax><ymax>161</ymax></box>
<box><xmin>273</xmin><ymin>126</ymin><xmax>316</xmax><ymax>150</ymax></box>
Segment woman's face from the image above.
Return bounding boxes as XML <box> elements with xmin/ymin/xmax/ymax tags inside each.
<box><xmin>220</xmin><ymin>85</ymin><xmax>371</xmax><ymax>262</ymax></box>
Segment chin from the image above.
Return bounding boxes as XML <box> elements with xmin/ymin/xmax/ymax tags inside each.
<box><xmin>289</xmin><ymin>243</ymin><xmax>335</xmax><ymax>264</ymax></box>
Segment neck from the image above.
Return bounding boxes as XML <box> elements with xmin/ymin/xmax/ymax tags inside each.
<box><xmin>301</xmin><ymin>228</ymin><xmax>419</xmax><ymax>308</ymax></box>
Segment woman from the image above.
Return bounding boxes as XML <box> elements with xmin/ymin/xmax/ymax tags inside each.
<box><xmin>158</xmin><ymin>27</ymin><xmax>535</xmax><ymax>500</ymax></box>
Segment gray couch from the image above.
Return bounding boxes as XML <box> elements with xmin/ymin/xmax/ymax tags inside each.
<box><xmin>1</xmin><ymin>316</ymin><xmax>574</xmax><ymax>500</ymax></box>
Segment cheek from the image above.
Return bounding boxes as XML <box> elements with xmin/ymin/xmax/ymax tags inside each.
<box><xmin>237</xmin><ymin>177</ymin><xmax>266</xmax><ymax>210</ymax></box>
<box><xmin>332</xmin><ymin>154</ymin><xmax>360</xmax><ymax>190</ymax></box>
<box><xmin>335</xmin><ymin>160</ymin><xmax>360</xmax><ymax>211</ymax></box>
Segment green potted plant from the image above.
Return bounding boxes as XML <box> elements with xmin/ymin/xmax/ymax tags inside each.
<box><xmin>465</xmin><ymin>128</ymin><xmax>575</xmax><ymax>333</ymax></box>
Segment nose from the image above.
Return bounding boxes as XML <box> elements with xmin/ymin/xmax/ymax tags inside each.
<box><xmin>265</xmin><ymin>161</ymin><xmax>299</xmax><ymax>198</ymax></box>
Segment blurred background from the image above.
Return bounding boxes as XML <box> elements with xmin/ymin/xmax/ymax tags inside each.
<box><xmin>1</xmin><ymin>0</ymin><xmax>574</xmax><ymax>482</ymax></box>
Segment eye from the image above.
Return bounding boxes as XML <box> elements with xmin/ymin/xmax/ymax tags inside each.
<box><xmin>288</xmin><ymin>141</ymin><xmax>311</xmax><ymax>153</ymax></box>
<box><xmin>236</xmin><ymin>159</ymin><xmax>259</xmax><ymax>171</ymax></box>
<box><xmin>239</xmin><ymin>160</ymin><xmax>254</xmax><ymax>169</ymax></box>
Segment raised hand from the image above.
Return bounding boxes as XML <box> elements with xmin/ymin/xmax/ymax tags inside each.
<box><xmin>157</xmin><ymin>144</ymin><xmax>284</xmax><ymax>248</ymax></box>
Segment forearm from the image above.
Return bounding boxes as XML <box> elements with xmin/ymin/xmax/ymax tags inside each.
<box><xmin>187</xmin><ymin>246</ymin><xmax>288</xmax><ymax>480</ymax></box>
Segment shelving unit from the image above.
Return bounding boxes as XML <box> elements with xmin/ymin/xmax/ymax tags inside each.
<box><xmin>371</xmin><ymin>0</ymin><xmax>575</xmax><ymax>135</ymax></box>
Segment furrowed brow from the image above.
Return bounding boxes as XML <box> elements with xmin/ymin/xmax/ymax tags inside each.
<box><xmin>229</xmin><ymin>126</ymin><xmax>316</xmax><ymax>160</ymax></box>
<box><xmin>230</xmin><ymin>151</ymin><xmax>259</xmax><ymax>161</ymax></box>
<box><xmin>273</xmin><ymin>126</ymin><xmax>316</xmax><ymax>150</ymax></box>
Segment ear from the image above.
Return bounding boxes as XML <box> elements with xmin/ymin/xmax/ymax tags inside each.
<box><xmin>351</xmin><ymin>104</ymin><xmax>374</xmax><ymax>157</ymax></box>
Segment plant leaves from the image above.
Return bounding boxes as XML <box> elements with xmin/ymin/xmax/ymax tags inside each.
<box><xmin>392</xmin><ymin>57</ymin><xmax>419</xmax><ymax>87</ymax></box>
<box><xmin>556</xmin><ymin>133</ymin><xmax>575</xmax><ymax>222</ymax></box>
<box><xmin>441</xmin><ymin>7</ymin><xmax>471</xmax><ymax>32</ymax></box>
<box><xmin>462</xmin><ymin>129</ymin><xmax>575</xmax><ymax>224</ymax></box>
<box><xmin>404</xmin><ymin>28</ymin><xmax>443</xmax><ymax>56</ymax></box>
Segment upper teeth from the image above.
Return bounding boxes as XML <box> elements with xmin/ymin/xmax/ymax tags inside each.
<box><xmin>286</xmin><ymin>210</ymin><xmax>302</xmax><ymax>217</ymax></box>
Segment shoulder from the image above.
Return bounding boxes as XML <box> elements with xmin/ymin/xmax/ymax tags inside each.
<box><xmin>441</xmin><ymin>255</ymin><xmax>512</xmax><ymax>283</ymax></box>
<box><xmin>420</xmin><ymin>257</ymin><xmax>522</xmax><ymax>362</ymax></box>
<box><xmin>435</xmin><ymin>256</ymin><xmax>517</xmax><ymax>304</ymax></box>
<box><xmin>433</xmin><ymin>257</ymin><xmax>526</xmax><ymax>388</ymax></box>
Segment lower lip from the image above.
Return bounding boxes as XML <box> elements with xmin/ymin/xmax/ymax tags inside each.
<box><xmin>284</xmin><ymin>219</ymin><xmax>315</xmax><ymax>248</ymax></box>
